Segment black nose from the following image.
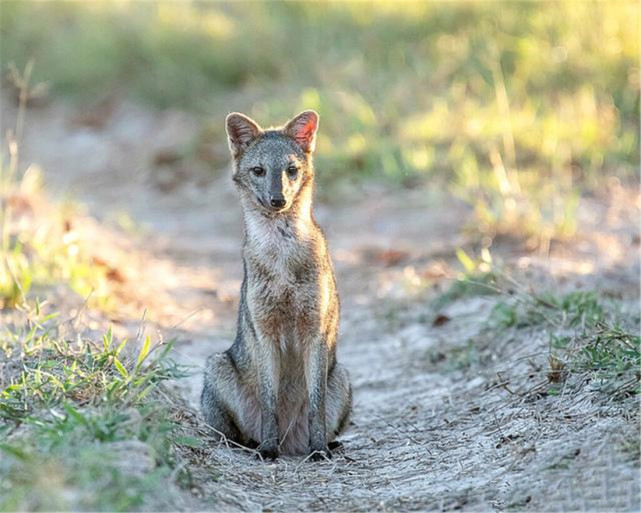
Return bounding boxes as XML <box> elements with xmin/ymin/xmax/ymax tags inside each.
<box><xmin>270</xmin><ymin>196</ymin><xmax>286</xmax><ymax>208</ymax></box>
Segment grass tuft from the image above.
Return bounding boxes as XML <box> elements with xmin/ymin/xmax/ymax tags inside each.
<box><xmin>487</xmin><ymin>287</ymin><xmax>640</xmax><ymax>398</ymax></box>
<box><xmin>0</xmin><ymin>304</ymin><xmax>204</xmax><ymax>512</ymax></box>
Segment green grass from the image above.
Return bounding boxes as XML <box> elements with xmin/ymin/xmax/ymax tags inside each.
<box><xmin>488</xmin><ymin>291</ymin><xmax>606</xmax><ymax>330</ymax></box>
<box><xmin>0</xmin><ymin>304</ymin><xmax>204</xmax><ymax>511</ymax></box>
<box><xmin>569</xmin><ymin>323</ymin><xmax>640</xmax><ymax>395</ymax></box>
<box><xmin>0</xmin><ymin>319</ymin><xmax>178</xmax><ymax>420</ymax></box>
<box><xmin>0</xmin><ymin>1</ymin><xmax>638</xmax><ymax>243</ymax></box>
<box><xmin>433</xmin><ymin>252</ymin><xmax>639</xmax><ymax>397</ymax></box>
<box><xmin>488</xmin><ymin>289</ymin><xmax>640</xmax><ymax>398</ymax></box>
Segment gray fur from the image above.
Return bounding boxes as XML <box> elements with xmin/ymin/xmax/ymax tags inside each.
<box><xmin>201</xmin><ymin>110</ymin><xmax>352</xmax><ymax>460</ymax></box>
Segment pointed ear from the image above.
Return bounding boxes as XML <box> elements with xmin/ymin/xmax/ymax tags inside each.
<box><xmin>284</xmin><ymin>110</ymin><xmax>319</xmax><ymax>154</ymax></box>
<box><xmin>225</xmin><ymin>112</ymin><xmax>262</xmax><ymax>158</ymax></box>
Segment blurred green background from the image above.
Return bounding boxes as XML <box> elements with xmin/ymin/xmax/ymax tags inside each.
<box><xmin>1</xmin><ymin>0</ymin><xmax>639</xmax><ymax>242</ymax></box>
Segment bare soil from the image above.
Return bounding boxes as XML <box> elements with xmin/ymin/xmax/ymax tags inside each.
<box><xmin>3</xmin><ymin>96</ymin><xmax>639</xmax><ymax>512</ymax></box>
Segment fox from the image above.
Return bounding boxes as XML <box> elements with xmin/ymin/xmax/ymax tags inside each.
<box><xmin>200</xmin><ymin>110</ymin><xmax>352</xmax><ymax>461</ymax></box>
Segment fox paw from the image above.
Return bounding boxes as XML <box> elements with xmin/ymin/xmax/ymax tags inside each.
<box><xmin>328</xmin><ymin>440</ymin><xmax>343</xmax><ymax>452</ymax></box>
<box><xmin>308</xmin><ymin>448</ymin><xmax>332</xmax><ymax>462</ymax></box>
<box><xmin>256</xmin><ymin>446</ymin><xmax>279</xmax><ymax>461</ymax></box>
<box><xmin>245</xmin><ymin>439</ymin><xmax>260</xmax><ymax>450</ymax></box>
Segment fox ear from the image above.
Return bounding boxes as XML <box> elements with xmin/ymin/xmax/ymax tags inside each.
<box><xmin>284</xmin><ymin>110</ymin><xmax>319</xmax><ymax>154</ymax></box>
<box><xmin>226</xmin><ymin>113</ymin><xmax>262</xmax><ymax>158</ymax></box>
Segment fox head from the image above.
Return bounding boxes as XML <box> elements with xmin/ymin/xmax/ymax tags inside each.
<box><xmin>225</xmin><ymin>110</ymin><xmax>319</xmax><ymax>215</ymax></box>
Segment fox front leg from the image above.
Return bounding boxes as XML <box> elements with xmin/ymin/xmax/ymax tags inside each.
<box><xmin>255</xmin><ymin>341</ymin><xmax>280</xmax><ymax>460</ymax></box>
<box><xmin>306</xmin><ymin>340</ymin><xmax>330</xmax><ymax>461</ymax></box>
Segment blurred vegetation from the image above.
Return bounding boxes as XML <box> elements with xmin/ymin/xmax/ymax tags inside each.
<box><xmin>0</xmin><ymin>160</ymin><xmax>113</xmax><ymax>310</ymax></box>
<box><xmin>1</xmin><ymin>1</ymin><xmax>639</xmax><ymax>243</ymax></box>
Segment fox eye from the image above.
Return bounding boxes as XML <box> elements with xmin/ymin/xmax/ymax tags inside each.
<box><xmin>251</xmin><ymin>166</ymin><xmax>265</xmax><ymax>177</ymax></box>
<box><xmin>287</xmin><ymin>165</ymin><xmax>298</xmax><ymax>178</ymax></box>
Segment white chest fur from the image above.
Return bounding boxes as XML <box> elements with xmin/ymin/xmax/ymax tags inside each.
<box><xmin>244</xmin><ymin>211</ymin><xmax>312</xmax><ymax>281</ymax></box>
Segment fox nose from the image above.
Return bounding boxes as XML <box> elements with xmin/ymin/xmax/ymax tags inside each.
<box><xmin>270</xmin><ymin>195</ymin><xmax>286</xmax><ymax>208</ymax></box>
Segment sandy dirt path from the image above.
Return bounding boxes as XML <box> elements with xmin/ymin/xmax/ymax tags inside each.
<box><xmin>4</xmin><ymin>98</ymin><xmax>639</xmax><ymax>511</ymax></box>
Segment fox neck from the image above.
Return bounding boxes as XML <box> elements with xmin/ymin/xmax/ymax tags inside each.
<box><xmin>241</xmin><ymin>179</ymin><xmax>315</xmax><ymax>244</ymax></box>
